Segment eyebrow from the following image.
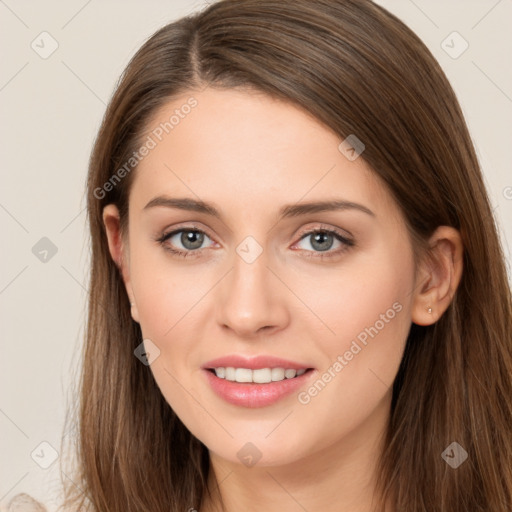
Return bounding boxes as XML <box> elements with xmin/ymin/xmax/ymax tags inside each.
<box><xmin>143</xmin><ymin>196</ymin><xmax>375</xmax><ymax>219</ymax></box>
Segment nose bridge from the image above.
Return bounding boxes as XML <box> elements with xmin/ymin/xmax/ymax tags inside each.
<box><xmin>216</xmin><ymin>238</ymin><xmax>288</xmax><ymax>336</ymax></box>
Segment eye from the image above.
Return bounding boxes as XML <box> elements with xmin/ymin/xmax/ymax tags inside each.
<box><xmin>156</xmin><ymin>227</ymin><xmax>215</xmax><ymax>258</ymax></box>
<box><xmin>292</xmin><ymin>227</ymin><xmax>354</xmax><ymax>259</ymax></box>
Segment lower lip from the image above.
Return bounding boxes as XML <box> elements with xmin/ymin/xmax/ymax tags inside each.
<box><xmin>203</xmin><ymin>369</ymin><xmax>315</xmax><ymax>408</ymax></box>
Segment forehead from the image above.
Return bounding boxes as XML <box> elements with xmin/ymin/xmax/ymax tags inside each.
<box><xmin>129</xmin><ymin>87</ymin><xmax>400</xmax><ymax>223</ymax></box>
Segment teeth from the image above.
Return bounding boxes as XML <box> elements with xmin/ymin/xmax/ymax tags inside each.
<box><xmin>284</xmin><ymin>369</ymin><xmax>296</xmax><ymax>379</ymax></box>
<box><xmin>225</xmin><ymin>367</ymin><xmax>235</xmax><ymax>381</ymax></box>
<box><xmin>271</xmin><ymin>368</ymin><xmax>285</xmax><ymax>381</ymax></box>
<box><xmin>253</xmin><ymin>368</ymin><xmax>272</xmax><ymax>383</ymax></box>
<box><xmin>213</xmin><ymin>367</ymin><xmax>308</xmax><ymax>383</ymax></box>
<box><xmin>235</xmin><ymin>368</ymin><xmax>252</xmax><ymax>382</ymax></box>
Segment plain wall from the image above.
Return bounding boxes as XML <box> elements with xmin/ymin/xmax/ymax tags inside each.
<box><xmin>1</xmin><ymin>0</ymin><xmax>511</xmax><ymax>508</ymax></box>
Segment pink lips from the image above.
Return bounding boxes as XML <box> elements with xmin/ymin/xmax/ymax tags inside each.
<box><xmin>202</xmin><ymin>354</ymin><xmax>315</xmax><ymax>408</ymax></box>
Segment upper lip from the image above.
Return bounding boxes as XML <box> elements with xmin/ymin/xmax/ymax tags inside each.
<box><xmin>202</xmin><ymin>355</ymin><xmax>313</xmax><ymax>371</ymax></box>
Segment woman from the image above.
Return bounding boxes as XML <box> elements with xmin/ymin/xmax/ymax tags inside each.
<box><xmin>51</xmin><ymin>0</ymin><xmax>512</xmax><ymax>510</ymax></box>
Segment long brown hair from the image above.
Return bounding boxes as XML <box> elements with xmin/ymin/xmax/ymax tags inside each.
<box><xmin>59</xmin><ymin>0</ymin><xmax>512</xmax><ymax>510</ymax></box>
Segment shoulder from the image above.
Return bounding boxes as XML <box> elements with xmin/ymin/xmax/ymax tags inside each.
<box><xmin>0</xmin><ymin>494</ymin><xmax>48</xmax><ymax>512</ymax></box>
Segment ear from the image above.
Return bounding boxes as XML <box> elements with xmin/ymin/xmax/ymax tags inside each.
<box><xmin>102</xmin><ymin>204</ymin><xmax>140</xmax><ymax>323</ymax></box>
<box><xmin>411</xmin><ymin>226</ymin><xmax>464</xmax><ymax>326</ymax></box>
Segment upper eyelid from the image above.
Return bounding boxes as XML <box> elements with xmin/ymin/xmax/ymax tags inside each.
<box><xmin>295</xmin><ymin>223</ymin><xmax>352</xmax><ymax>240</ymax></box>
<box><xmin>160</xmin><ymin>224</ymin><xmax>215</xmax><ymax>242</ymax></box>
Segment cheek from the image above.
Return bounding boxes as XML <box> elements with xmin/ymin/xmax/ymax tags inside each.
<box><xmin>295</xmin><ymin>246</ymin><xmax>414</xmax><ymax>427</ymax></box>
<box><xmin>297</xmin><ymin>249</ymin><xmax>413</xmax><ymax>354</ymax></box>
<box><xmin>129</xmin><ymin>255</ymin><xmax>211</xmax><ymax>432</ymax></box>
<box><xmin>129</xmin><ymin>239</ymin><xmax>211</xmax><ymax>339</ymax></box>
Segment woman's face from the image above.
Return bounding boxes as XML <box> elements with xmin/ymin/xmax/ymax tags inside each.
<box><xmin>106</xmin><ymin>87</ymin><xmax>419</xmax><ymax>467</ymax></box>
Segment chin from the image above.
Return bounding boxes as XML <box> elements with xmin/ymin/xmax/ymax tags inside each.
<box><xmin>203</xmin><ymin>431</ymin><xmax>312</xmax><ymax>469</ymax></box>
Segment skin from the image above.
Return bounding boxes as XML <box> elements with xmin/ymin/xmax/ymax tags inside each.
<box><xmin>103</xmin><ymin>87</ymin><xmax>463</xmax><ymax>512</ymax></box>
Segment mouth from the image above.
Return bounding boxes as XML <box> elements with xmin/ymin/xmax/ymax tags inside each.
<box><xmin>202</xmin><ymin>366</ymin><xmax>316</xmax><ymax>408</ymax></box>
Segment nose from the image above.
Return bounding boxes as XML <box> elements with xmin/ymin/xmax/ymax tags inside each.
<box><xmin>216</xmin><ymin>247</ymin><xmax>290</xmax><ymax>338</ymax></box>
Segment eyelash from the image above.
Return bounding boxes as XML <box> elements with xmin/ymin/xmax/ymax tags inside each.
<box><xmin>155</xmin><ymin>225</ymin><xmax>355</xmax><ymax>260</ymax></box>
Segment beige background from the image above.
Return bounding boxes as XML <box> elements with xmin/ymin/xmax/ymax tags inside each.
<box><xmin>1</xmin><ymin>0</ymin><xmax>511</xmax><ymax>507</ymax></box>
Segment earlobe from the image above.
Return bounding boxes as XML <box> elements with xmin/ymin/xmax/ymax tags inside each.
<box><xmin>129</xmin><ymin>300</ymin><xmax>140</xmax><ymax>323</ymax></box>
<box><xmin>411</xmin><ymin>226</ymin><xmax>464</xmax><ymax>326</ymax></box>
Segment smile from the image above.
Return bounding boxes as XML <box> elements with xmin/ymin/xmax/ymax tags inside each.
<box><xmin>209</xmin><ymin>367</ymin><xmax>307</xmax><ymax>383</ymax></box>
